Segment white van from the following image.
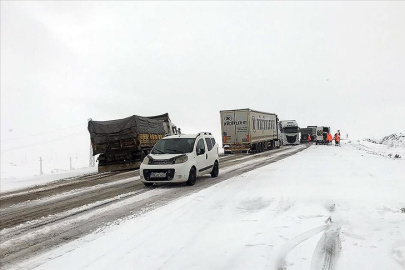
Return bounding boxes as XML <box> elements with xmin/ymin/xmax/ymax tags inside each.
<box><xmin>140</xmin><ymin>132</ymin><xmax>219</xmax><ymax>186</ymax></box>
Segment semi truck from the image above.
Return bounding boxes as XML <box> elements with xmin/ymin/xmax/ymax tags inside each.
<box><xmin>315</xmin><ymin>126</ymin><xmax>331</xmax><ymax>145</ymax></box>
<box><xmin>88</xmin><ymin>113</ymin><xmax>179</xmax><ymax>172</ymax></box>
<box><xmin>307</xmin><ymin>126</ymin><xmax>317</xmax><ymax>141</ymax></box>
<box><xmin>300</xmin><ymin>127</ymin><xmax>313</xmax><ymax>143</ymax></box>
<box><xmin>280</xmin><ymin>120</ymin><xmax>300</xmax><ymax>145</ymax></box>
<box><xmin>220</xmin><ymin>109</ymin><xmax>279</xmax><ymax>154</ymax></box>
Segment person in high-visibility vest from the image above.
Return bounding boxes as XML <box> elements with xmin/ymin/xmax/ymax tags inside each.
<box><xmin>326</xmin><ymin>133</ymin><xmax>332</xmax><ymax>145</ymax></box>
<box><xmin>334</xmin><ymin>133</ymin><xmax>340</xmax><ymax>146</ymax></box>
<box><xmin>308</xmin><ymin>134</ymin><xmax>311</xmax><ymax>143</ymax></box>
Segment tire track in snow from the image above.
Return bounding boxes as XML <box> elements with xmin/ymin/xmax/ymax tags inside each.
<box><xmin>275</xmin><ymin>225</ymin><xmax>329</xmax><ymax>270</ymax></box>
<box><xmin>390</xmin><ymin>240</ymin><xmax>405</xmax><ymax>269</ymax></box>
<box><xmin>310</xmin><ymin>225</ymin><xmax>341</xmax><ymax>270</ymax></box>
<box><xmin>274</xmin><ymin>222</ymin><xmax>341</xmax><ymax>270</ymax></box>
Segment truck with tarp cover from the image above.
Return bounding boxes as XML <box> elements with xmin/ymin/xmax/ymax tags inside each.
<box><xmin>88</xmin><ymin>113</ymin><xmax>179</xmax><ymax>172</ymax></box>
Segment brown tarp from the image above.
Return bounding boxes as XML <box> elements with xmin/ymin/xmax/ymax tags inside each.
<box><xmin>88</xmin><ymin>115</ymin><xmax>165</xmax><ymax>144</ymax></box>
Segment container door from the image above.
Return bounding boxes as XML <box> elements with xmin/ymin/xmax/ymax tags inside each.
<box><xmin>221</xmin><ymin>111</ymin><xmax>236</xmax><ymax>145</ymax></box>
<box><xmin>316</xmin><ymin>127</ymin><xmax>323</xmax><ymax>140</ymax></box>
<box><xmin>235</xmin><ymin>111</ymin><xmax>249</xmax><ymax>144</ymax></box>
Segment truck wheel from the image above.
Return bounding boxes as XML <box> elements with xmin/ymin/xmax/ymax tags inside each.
<box><xmin>186</xmin><ymin>167</ymin><xmax>197</xmax><ymax>186</ymax></box>
<box><xmin>143</xmin><ymin>182</ymin><xmax>153</xmax><ymax>187</ymax></box>
<box><xmin>211</xmin><ymin>162</ymin><xmax>219</xmax><ymax>178</ymax></box>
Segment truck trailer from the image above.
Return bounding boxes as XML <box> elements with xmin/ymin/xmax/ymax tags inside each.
<box><xmin>280</xmin><ymin>120</ymin><xmax>300</xmax><ymax>145</ymax></box>
<box><xmin>220</xmin><ymin>109</ymin><xmax>279</xmax><ymax>154</ymax></box>
<box><xmin>307</xmin><ymin>126</ymin><xmax>317</xmax><ymax>142</ymax></box>
<box><xmin>88</xmin><ymin>113</ymin><xmax>179</xmax><ymax>172</ymax></box>
<box><xmin>300</xmin><ymin>127</ymin><xmax>313</xmax><ymax>143</ymax></box>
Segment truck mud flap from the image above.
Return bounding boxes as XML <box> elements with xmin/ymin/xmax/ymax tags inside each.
<box><xmin>98</xmin><ymin>162</ymin><xmax>142</xmax><ymax>173</ymax></box>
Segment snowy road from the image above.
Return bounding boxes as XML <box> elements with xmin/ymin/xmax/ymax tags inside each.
<box><xmin>0</xmin><ymin>145</ymin><xmax>308</xmax><ymax>269</ymax></box>
<box><xmin>8</xmin><ymin>141</ymin><xmax>404</xmax><ymax>270</ymax></box>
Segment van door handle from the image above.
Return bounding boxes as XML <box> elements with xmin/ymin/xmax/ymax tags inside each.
<box><xmin>206</xmin><ymin>154</ymin><xmax>208</xmax><ymax>159</ymax></box>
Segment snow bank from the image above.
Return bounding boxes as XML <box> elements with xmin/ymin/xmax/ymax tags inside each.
<box><xmin>0</xmin><ymin>167</ymin><xmax>97</xmax><ymax>192</ymax></box>
<box><xmin>380</xmin><ymin>131</ymin><xmax>405</xmax><ymax>148</ymax></box>
<box><xmin>350</xmin><ymin>140</ymin><xmax>405</xmax><ymax>160</ymax></box>
<box><xmin>364</xmin><ymin>131</ymin><xmax>405</xmax><ymax>148</ymax></box>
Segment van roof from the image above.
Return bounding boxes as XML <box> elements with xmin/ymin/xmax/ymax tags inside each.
<box><xmin>163</xmin><ymin>133</ymin><xmax>213</xmax><ymax>139</ymax></box>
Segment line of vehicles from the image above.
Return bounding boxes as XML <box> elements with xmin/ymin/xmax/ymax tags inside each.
<box><xmin>87</xmin><ymin>108</ymin><xmax>332</xmax><ymax>186</ymax></box>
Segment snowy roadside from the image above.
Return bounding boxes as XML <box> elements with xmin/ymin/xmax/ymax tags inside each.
<box><xmin>350</xmin><ymin>139</ymin><xmax>405</xmax><ymax>160</ymax></box>
<box><xmin>0</xmin><ymin>167</ymin><xmax>98</xmax><ymax>193</ymax></box>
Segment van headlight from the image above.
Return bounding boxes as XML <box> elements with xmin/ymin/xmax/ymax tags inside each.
<box><xmin>142</xmin><ymin>156</ymin><xmax>150</xmax><ymax>164</ymax></box>
<box><xmin>174</xmin><ymin>155</ymin><xmax>188</xmax><ymax>164</ymax></box>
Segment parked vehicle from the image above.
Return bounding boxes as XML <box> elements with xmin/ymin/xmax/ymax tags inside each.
<box><xmin>307</xmin><ymin>126</ymin><xmax>317</xmax><ymax>141</ymax></box>
<box><xmin>280</xmin><ymin>120</ymin><xmax>300</xmax><ymax>145</ymax></box>
<box><xmin>300</xmin><ymin>127</ymin><xmax>313</xmax><ymax>143</ymax></box>
<box><xmin>315</xmin><ymin>126</ymin><xmax>331</xmax><ymax>145</ymax></box>
<box><xmin>220</xmin><ymin>108</ymin><xmax>279</xmax><ymax>154</ymax></box>
<box><xmin>88</xmin><ymin>113</ymin><xmax>179</xmax><ymax>173</ymax></box>
<box><xmin>140</xmin><ymin>132</ymin><xmax>219</xmax><ymax>186</ymax></box>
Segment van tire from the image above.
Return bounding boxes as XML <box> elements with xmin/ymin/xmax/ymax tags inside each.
<box><xmin>186</xmin><ymin>167</ymin><xmax>197</xmax><ymax>186</ymax></box>
<box><xmin>211</xmin><ymin>162</ymin><xmax>219</xmax><ymax>178</ymax></box>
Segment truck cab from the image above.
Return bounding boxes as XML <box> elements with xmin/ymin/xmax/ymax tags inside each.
<box><xmin>146</xmin><ymin>113</ymin><xmax>180</xmax><ymax>136</ymax></box>
<box><xmin>163</xmin><ymin>122</ymin><xmax>180</xmax><ymax>136</ymax></box>
<box><xmin>280</xmin><ymin>120</ymin><xmax>300</xmax><ymax>145</ymax></box>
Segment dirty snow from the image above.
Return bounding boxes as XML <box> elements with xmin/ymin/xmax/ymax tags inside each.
<box><xmin>12</xmin><ymin>142</ymin><xmax>405</xmax><ymax>270</ymax></box>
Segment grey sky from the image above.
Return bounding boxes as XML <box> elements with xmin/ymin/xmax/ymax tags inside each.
<box><xmin>1</xmin><ymin>1</ymin><xmax>405</xmax><ymax>167</ymax></box>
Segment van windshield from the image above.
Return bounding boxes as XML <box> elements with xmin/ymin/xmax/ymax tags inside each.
<box><xmin>152</xmin><ymin>138</ymin><xmax>196</xmax><ymax>154</ymax></box>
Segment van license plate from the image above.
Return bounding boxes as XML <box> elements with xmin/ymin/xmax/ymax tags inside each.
<box><xmin>150</xmin><ymin>172</ymin><xmax>166</xmax><ymax>178</ymax></box>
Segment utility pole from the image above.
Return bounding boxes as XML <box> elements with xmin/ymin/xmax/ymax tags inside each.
<box><xmin>39</xmin><ymin>157</ymin><xmax>43</xmax><ymax>175</ymax></box>
<box><xmin>88</xmin><ymin>118</ymin><xmax>95</xmax><ymax>167</ymax></box>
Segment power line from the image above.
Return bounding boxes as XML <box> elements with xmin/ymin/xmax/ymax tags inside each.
<box><xmin>1</xmin><ymin>123</ymin><xmax>87</xmax><ymax>142</ymax></box>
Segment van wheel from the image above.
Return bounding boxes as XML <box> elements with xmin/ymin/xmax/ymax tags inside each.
<box><xmin>211</xmin><ymin>162</ymin><xmax>219</xmax><ymax>178</ymax></box>
<box><xmin>186</xmin><ymin>167</ymin><xmax>197</xmax><ymax>186</ymax></box>
<box><xmin>143</xmin><ymin>182</ymin><xmax>153</xmax><ymax>187</ymax></box>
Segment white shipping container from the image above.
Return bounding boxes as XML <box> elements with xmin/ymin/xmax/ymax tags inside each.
<box><xmin>220</xmin><ymin>109</ymin><xmax>278</xmax><ymax>152</ymax></box>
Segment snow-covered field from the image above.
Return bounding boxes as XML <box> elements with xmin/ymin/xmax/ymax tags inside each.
<box><xmin>13</xmin><ymin>141</ymin><xmax>405</xmax><ymax>270</ymax></box>
<box><xmin>0</xmin><ymin>167</ymin><xmax>98</xmax><ymax>192</ymax></box>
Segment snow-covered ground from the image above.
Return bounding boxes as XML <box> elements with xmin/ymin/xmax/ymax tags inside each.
<box><xmin>350</xmin><ymin>139</ymin><xmax>405</xmax><ymax>160</ymax></box>
<box><xmin>0</xmin><ymin>167</ymin><xmax>97</xmax><ymax>192</ymax></box>
<box><xmin>13</xmin><ymin>141</ymin><xmax>405</xmax><ymax>270</ymax></box>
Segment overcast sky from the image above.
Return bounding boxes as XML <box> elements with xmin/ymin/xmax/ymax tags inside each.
<box><xmin>1</xmin><ymin>1</ymin><xmax>404</xmax><ymax>168</ymax></box>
